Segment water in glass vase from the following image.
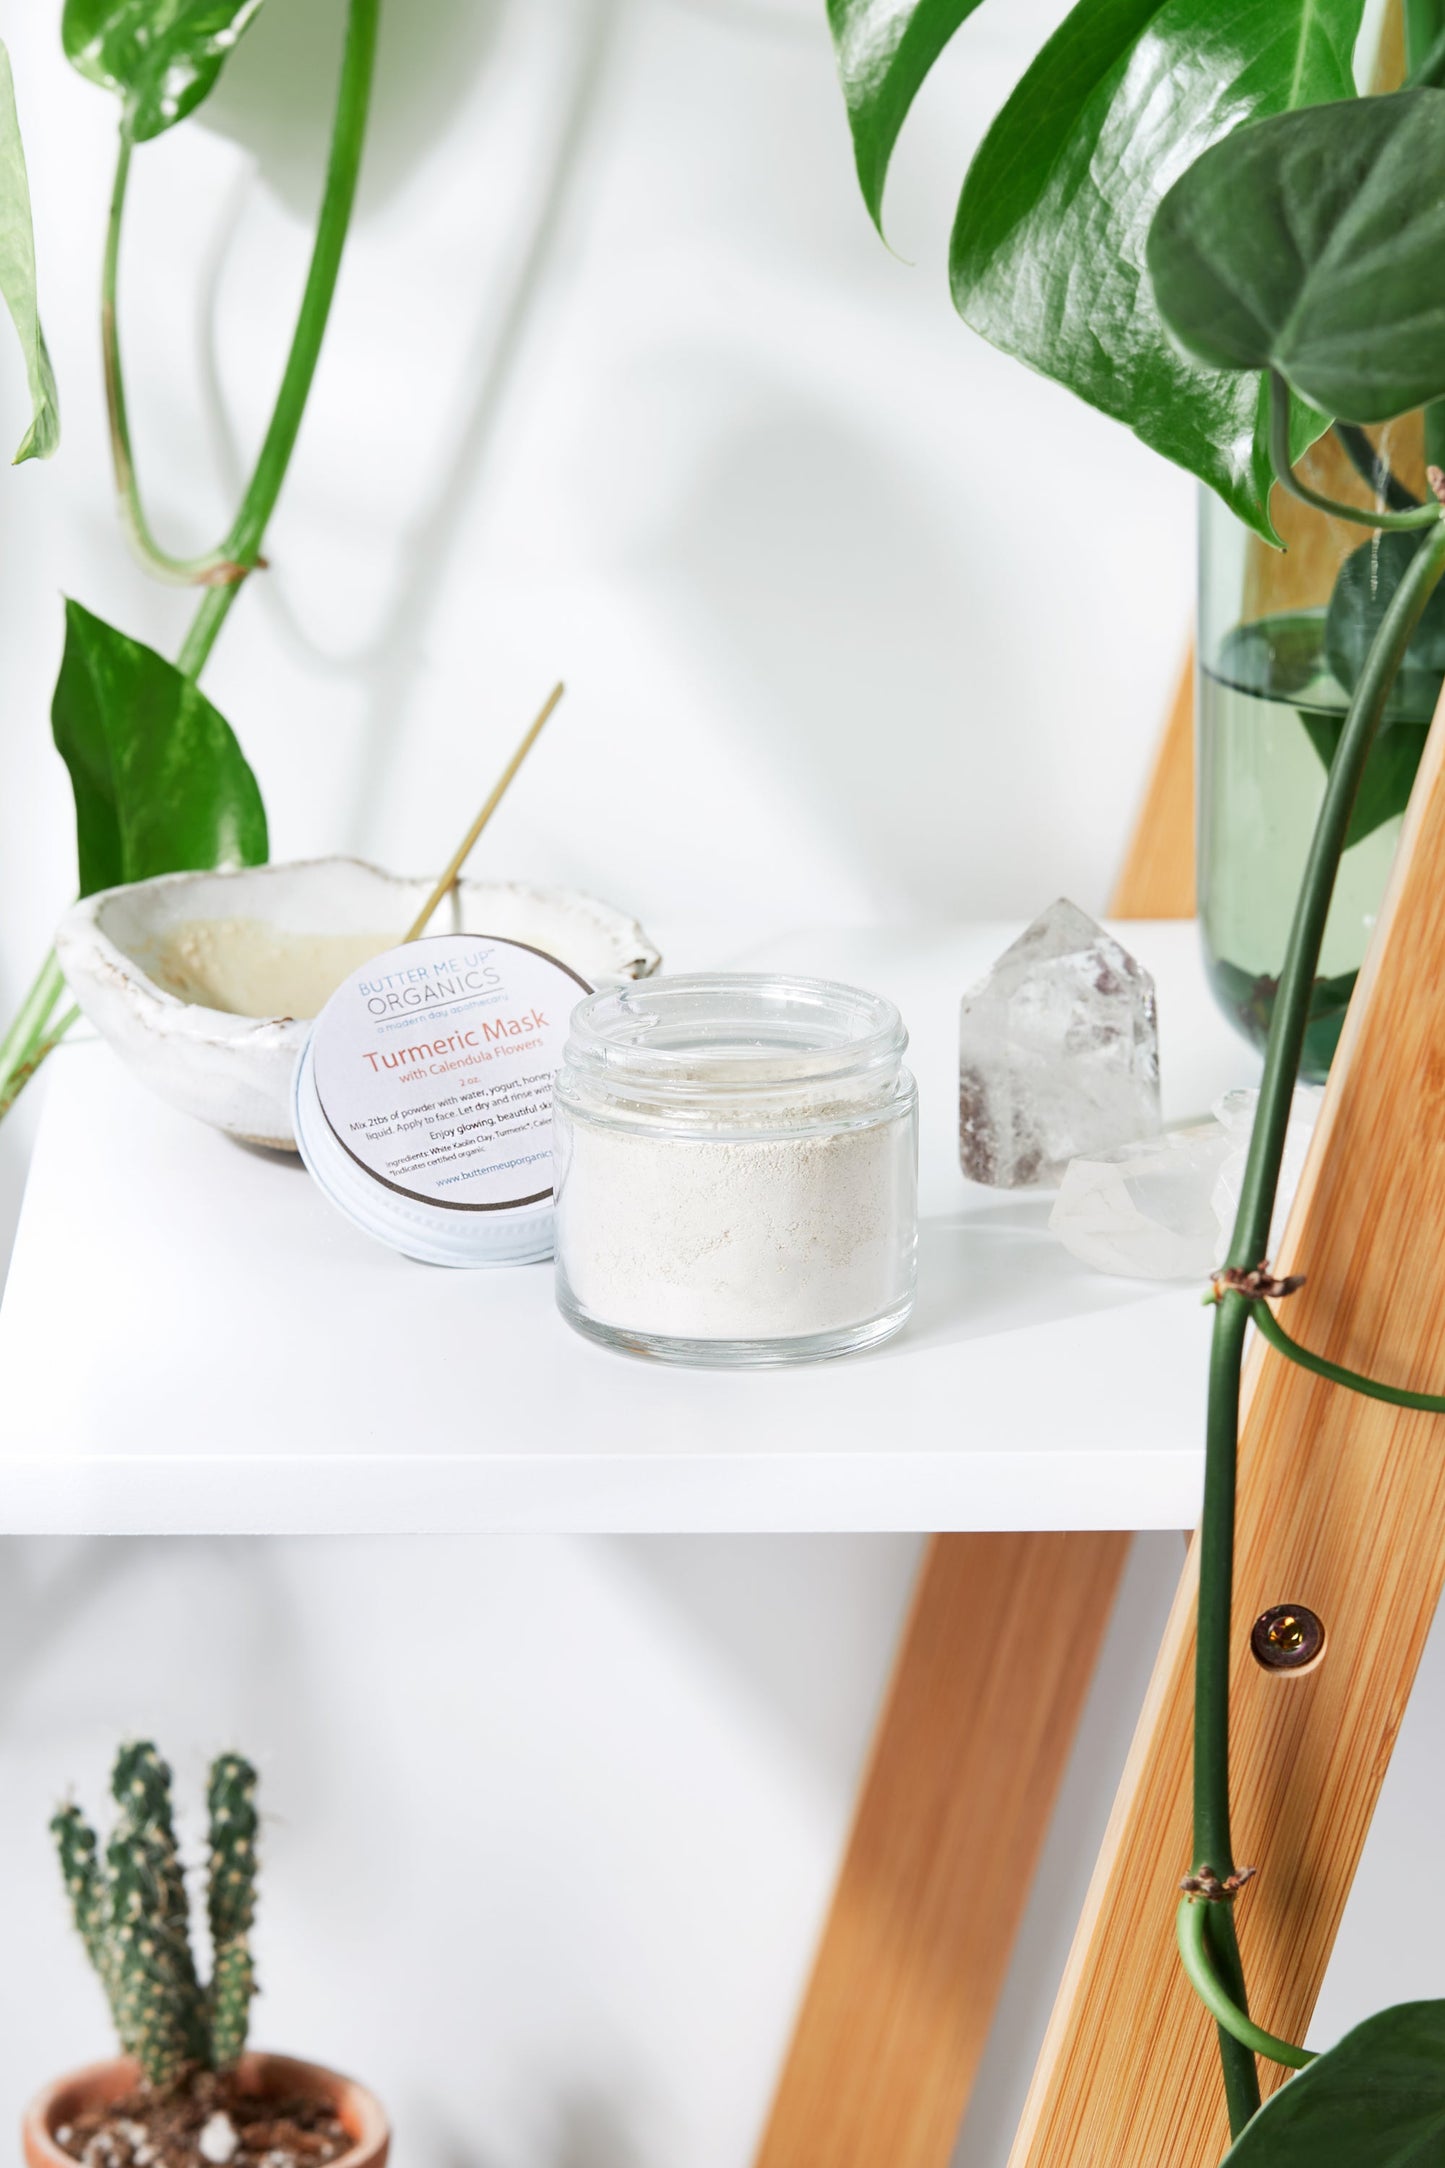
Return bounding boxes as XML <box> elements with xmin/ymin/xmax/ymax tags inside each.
<box><xmin>1199</xmin><ymin>609</ymin><xmax>1431</xmax><ymax>1081</ymax></box>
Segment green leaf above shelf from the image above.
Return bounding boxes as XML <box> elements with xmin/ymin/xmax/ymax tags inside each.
<box><xmin>0</xmin><ymin>40</ymin><xmax>58</xmax><ymax>464</ymax></box>
<box><xmin>1149</xmin><ymin>89</ymin><xmax>1445</xmax><ymax>424</ymax></box>
<box><xmin>52</xmin><ymin>599</ymin><xmax>267</xmax><ymax>898</ymax></box>
<box><xmin>825</xmin><ymin>0</ymin><xmax>990</xmax><ymax>232</ymax></box>
<box><xmin>945</xmin><ymin>0</ymin><xmax>1362</xmax><ymax>543</ymax></box>
<box><xmin>62</xmin><ymin>0</ymin><xmax>268</xmax><ymax>141</ymax></box>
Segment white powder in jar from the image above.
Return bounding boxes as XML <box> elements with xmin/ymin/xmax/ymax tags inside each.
<box><xmin>556</xmin><ymin>1109</ymin><xmax>916</xmax><ymax>1341</ymax></box>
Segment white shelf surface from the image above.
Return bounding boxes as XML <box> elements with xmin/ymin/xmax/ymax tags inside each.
<box><xmin>0</xmin><ymin>921</ymin><xmax>1258</xmax><ymax>1534</ymax></box>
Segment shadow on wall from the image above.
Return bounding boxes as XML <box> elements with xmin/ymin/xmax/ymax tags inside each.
<box><xmin>422</xmin><ymin>2090</ymin><xmax>645</xmax><ymax>2168</ymax></box>
<box><xmin>0</xmin><ymin>1538</ymin><xmax>328</xmax><ymax>1802</ymax></box>
<box><xmin>193</xmin><ymin>0</ymin><xmax>622</xmax><ymax>859</ymax></box>
<box><xmin>0</xmin><ymin>1542</ymin><xmax>138</xmax><ymax>1736</ymax></box>
<box><xmin>199</xmin><ymin>0</ymin><xmax>504</xmax><ymax>211</ymax></box>
<box><xmin>337</xmin><ymin>0</ymin><xmax>620</xmax><ymax>852</ymax></box>
<box><xmin>624</xmin><ymin>377</ymin><xmax>1008</xmax><ymax>914</ymax></box>
<box><xmin>610</xmin><ymin>1535</ymin><xmax>922</xmax><ymax>1791</ymax></box>
<box><xmin>550</xmin><ymin>2090</ymin><xmax>645</xmax><ymax>2168</ymax></box>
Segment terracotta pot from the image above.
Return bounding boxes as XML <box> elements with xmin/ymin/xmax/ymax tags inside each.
<box><xmin>22</xmin><ymin>2053</ymin><xmax>389</xmax><ymax>2168</ymax></box>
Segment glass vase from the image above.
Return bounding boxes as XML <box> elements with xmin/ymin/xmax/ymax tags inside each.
<box><xmin>1196</xmin><ymin>418</ymin><xmax>1439</xmax><ymax>1079</ymax></box>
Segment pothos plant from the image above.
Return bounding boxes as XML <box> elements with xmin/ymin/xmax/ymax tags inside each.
<box><xmin>826</xmin><ymin>2</ymin><xmax>1445</xmax><ymax>2161</ymax></box>
<box><xmin>0</xmin><ymin>0</ymin><xmax>381</xmax><ymax>1127</ymax></box>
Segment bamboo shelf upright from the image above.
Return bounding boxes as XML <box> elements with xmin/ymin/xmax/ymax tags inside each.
<box><xmin>757</xmin><ymin>656</ymin><xmax>1445</xmax><ymax>2168</ymax></box>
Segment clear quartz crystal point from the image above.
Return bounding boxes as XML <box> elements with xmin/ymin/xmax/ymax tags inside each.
<box><xmin>959</xmin><ymin>899</ymin><xmax>1161</xmax><ymax>1186</ymax></box>
<box><xmin>1049</xmin><ymin>1123</ymin><xmax>1232</xmax><ymax>1280</ymax></box>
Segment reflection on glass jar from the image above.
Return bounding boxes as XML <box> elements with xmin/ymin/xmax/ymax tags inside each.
<box><xmin>1197</xmin><ymin>417</ymin><xmax>1442</xmax><ymax>1079</ymax></box>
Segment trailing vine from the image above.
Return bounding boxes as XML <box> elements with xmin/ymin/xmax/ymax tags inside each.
<box><xmin>0</xmin><ymin>0</ymin><xmax>381</xmax><ymax>1124</ymax></box>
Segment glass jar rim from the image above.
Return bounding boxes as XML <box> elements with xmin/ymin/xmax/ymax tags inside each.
<box><xmin>561</xmin><ymin>971</ymin><xmax>907</xmax><ymax>1102</ymax></box>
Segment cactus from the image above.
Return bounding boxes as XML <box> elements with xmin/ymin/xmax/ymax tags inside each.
<box><xmin>49</xmin><ymin>1742</ymin><xmax>262</xmax><ymax>2094</ymax></box>
<box><xmin>106</xmin><ymin>1743</ymin><xmax>209</xmax><ymax>2088</ymax></box>
<box><xmin>206</xmin><ymin>1753</ymin><xmax>259</xmax><ymax>2067</ymax></box>
<box><xmin>51</xmin><ymin>1803</ymin><xmax>120</xmax><ymax>2026</ymax></box>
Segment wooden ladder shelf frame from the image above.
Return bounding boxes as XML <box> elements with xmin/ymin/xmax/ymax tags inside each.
<box><xmin>755</xmin><ymin>654</ymin><xmax>1445</xmax><ymax>2168</ymax></box>
<box><xmin>1009</xmin><ymin>683</ymin><xmax>1445</xmax><ymax>2163</ymax></box>
<box><xmin>752</xmin><ymin>648</ymin><xmax>1196</xmax><ymax>2168</ymax></box>
<box><xmin>751</xmin><ymin>1528</ymin><xmax>1132</xmax><ymax>2168</ymax></box>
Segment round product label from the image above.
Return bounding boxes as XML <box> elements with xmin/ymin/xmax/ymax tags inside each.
<box><xmin>310</xmin><ymin>932</ymin><xmax>590</xmax><ymax>1210</ymax></box>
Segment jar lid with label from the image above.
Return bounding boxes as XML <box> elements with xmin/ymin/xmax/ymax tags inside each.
<box><xmin>292</xmin><ymin>931</ymin><xmax>590</xmax><ymax>1266</ymax></box>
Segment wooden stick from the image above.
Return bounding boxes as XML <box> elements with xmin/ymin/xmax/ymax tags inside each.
<box><xmin>404</xmin><ymin>680</ymin><xmax>565</xmax><ymax>942</ymax></box>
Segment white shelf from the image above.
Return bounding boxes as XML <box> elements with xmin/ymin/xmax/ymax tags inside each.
<box><xmin>0</xmin><ymin>921</ymin><xmax>1257</xmax><ymax>1533</ymax></box>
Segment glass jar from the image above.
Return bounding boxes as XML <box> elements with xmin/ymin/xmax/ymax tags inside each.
<box><xmin>553</xmin><ymin>973</ymin><xmax>918</xmax><ymax>1366</ymax></box>
<box><xmin>1197</xmin><ymin>415</ymin><xmax>1438</xmax><ymax>1078</ymax></box>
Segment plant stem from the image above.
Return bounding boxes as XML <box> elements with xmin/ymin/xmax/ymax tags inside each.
<box><xmin>176</xmin><ymin>0</ymin><xmax>380</xmax><ymax>683</ymax></box>
<box><xmin>0</xmin><ymin>0</ymin><xmax>381</xmax><ymax>1140</ymax></box>
<box><xmin>1407</xmin><ymin>22</ymin><xmax>1445</xmax><ymax>87</ymax></box>
<box><xmin>1406</xmin><ymin>0</ymin><xmax>1445</xmax><ymax>65</ymax></box>
<box><xmin>1196</xmin><ymin>1294</ymin><xmax>1262</xmax><ymax>2134</ymax></box>
<box><xmin>1251</xmin><ymin>1300</ymin><xmax>1445</xmax><ymax>1411</ymax></box>
<box><xmin>0</xmin><ymin>952</ymin><xmax>77</xmax><ymax>1122</ymax></box>
<box><xmin>1331</xmin><ymin>422</ymin><xmax>1421</xmax><ymax>514</ymax></box>
<box><xmin>1269</xmin><ymin>375</ymin><xmax>1438</xmax><ymax>531</ymax></box>
<box><xmin>0</xmin><ymin>949</ymin><xmax>62</xmax><ymax>1092</ymax></box>
<box><xmin>1176</xmin><ymin>1902</ymin><xmax>1315</xmax><ymax>2071</ymax></box>
<box><xmin>103</xmin><ymin>129</ymin><xmax>236</xmax><ymax>586</ymax></box>
<box><xmin>0</xmin><ymin>1005</ymin><xmax>79</xmax><ymax>1122</ymax></box>
<box><xmin>1190</xmin><ymin>510</ymin><xmax>1445</xmax><ymax>2138</ymax></box>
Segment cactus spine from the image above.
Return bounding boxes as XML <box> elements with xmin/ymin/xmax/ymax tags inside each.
<box><xmin>50</xmin><ymin>1742</ymin><xmax>262</xmax><ymax>2093</ymax></box>
<box><xmin>206</xmin><ymin>1753</ymin><xmax>259</xmax><ymax>2068</ymax></box>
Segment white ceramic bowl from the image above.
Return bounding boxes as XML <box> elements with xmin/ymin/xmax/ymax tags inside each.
<box><xmin>55</xmin><ymin>857</ymin><xmax>662</xmax><ymax>1150</ymax></box>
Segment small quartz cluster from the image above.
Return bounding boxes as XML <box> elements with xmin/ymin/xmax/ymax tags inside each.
<box><xmin>1050</xmin><ymin>1085</ymin><xmax>1323</xmax><ymax>1280</ymax></box>
<box><xmin>959</xmin><ymin>899</ymin><xmax>1161</xmax><ymax>1187</ymax></box>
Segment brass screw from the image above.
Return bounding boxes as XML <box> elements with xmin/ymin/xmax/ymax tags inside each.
<box><xmin>1250</xmin><ymin>1603</ymin><xmax>1325</xmax><ymax>1671</ymax></box>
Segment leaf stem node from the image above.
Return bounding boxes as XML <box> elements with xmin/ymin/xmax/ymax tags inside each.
<box><xmin>195</xmin><ymin>558</ymin><xmax>263</xmax><ymax>589</ymax></box>
<box><xmin>1208</xmin><ymin>1263</ymin><xmax>1307</xmax><ymax>1304</ymax></box>
<box><xmin>1180</xmin><ymin>1863</ymin><xmax>1258</xmax><ymax>1902</ymax></box>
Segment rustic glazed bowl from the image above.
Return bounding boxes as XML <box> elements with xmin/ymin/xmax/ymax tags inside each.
<box><xmin>22</xmin><ymin>2052</ymin><xmax>390</xmax><ymax>2168</ymax></box>
<box><xmin>55</xmin><ymin>857</ymin><xmax>661</xmax><ymax>1150</ymax></box>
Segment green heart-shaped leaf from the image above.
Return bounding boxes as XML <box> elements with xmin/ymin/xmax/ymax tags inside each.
<box><xmin>63</xmin><ymin>0</ymin><xmax>268</xmax><ymax>142</ymax></box>
<box><xmin>947</xmin><ymin>0</ymin><xmax>1362</xmax><ymax>543</ymax></box>
<box><xmin>1222</xmin><ymin>2000</ymin><xmax>1445</xmax><ymax>2165</ymax></box>
<box><xmin>1149</xmin><ymin>88</ymin><xmax>1445</xmax><ymax>423</ymax></box>
<box><xmin>1217</xmin><ymin>600</ymin><xmax>1433</xmax><ymax>846</ymax></box>
<box><xmin>1299</xmin><ymin>713</ymin><xmax>1427</xmax><ymax>847</ymax></box>
<box><xmin>825</xmin><ymin>0</ymin><xmax>991</xmax><ymax>231</ymax></box>
<box><xmin>0</xmin><ymin>41</ymin><xmax>58</xmax><ymax>463</ymax></box>
<box><xmin>1325</xmin><ymin>529</ymin><xmax>1445</xmax><ymax>708</ymax></box>
<box><xmin>52</xmin><ymin>598</ymin><xmax>267</xmax><ymax>898</ymax></box>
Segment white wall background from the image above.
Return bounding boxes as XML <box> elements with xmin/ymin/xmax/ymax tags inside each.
<box><xmin>1</xmin><ymin>4</ymin><xmax>1436</xmax><ymax>2165</ymax></box>
<box><xmin>0</xmin><ymin>0</ymin><xmax>1195</xmax><ymax>1279</ymax></box>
